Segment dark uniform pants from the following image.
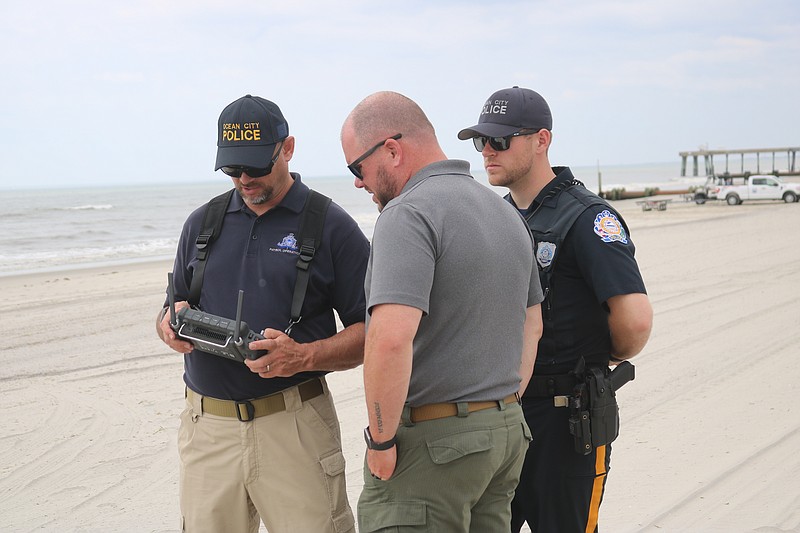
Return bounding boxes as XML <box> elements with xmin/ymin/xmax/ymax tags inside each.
<box><xmin>511</xmin><ymin>396</ymin><xmax>611</xmax><ymax>533</ymax></box>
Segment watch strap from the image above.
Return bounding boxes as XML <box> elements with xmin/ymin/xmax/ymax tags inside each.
<box><xmin>363</xmin><ymin>426</ymin><xmax>396</xmax><ymax>451</ymax></box>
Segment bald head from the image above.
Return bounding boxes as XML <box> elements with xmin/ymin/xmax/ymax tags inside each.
<box><xmin>344</xmin><ymin>91</ymin><xmax>437</xmax><ymax>147</ymax></box>
<box><xmin>342</xmin><ymin>92</ymin><xmax>450</xmax><ymax>173</ymax></box>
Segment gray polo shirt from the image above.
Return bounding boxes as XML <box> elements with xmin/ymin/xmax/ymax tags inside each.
<box><xmin>366</xmin><ymin>160</ymin><xmax>543</xmax><ymax>405</ymax></box>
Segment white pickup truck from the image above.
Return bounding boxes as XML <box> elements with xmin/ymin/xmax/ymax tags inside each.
<box><xmin>716</xmin><ymin>175</ymin><xmax>800</xmax><ymax>205</ymax></box>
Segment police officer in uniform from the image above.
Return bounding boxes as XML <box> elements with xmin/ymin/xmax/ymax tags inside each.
<box><xmin>459</xmin><ymin>86</ymin><xmax>653</xmax><ymax>533</ymax></box>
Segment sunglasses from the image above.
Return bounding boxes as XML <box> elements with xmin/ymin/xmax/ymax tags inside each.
<box><xmin>472</xmin><ymin>130</ymin><xmax>540</xmax><ymax>152</ymax></box>
<box><xmin>220</xmin><ymin>141</ymin><xmax>284</xmax><ymax>178</ymax></box>
<box><xmin>347</xmin><ymin>133</ymin><xmax>402</xmax><ymax>181</ymax></box>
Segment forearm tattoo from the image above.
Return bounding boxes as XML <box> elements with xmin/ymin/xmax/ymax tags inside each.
<box><xmin>373</xmin><ymin>402</ymin><xmax>384</xmax><ymax>434</ymax></box>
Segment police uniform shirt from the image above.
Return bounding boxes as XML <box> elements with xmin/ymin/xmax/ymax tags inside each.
<box><xmin>520</xmin><ymin>167</ymin><xmax>647</xmax><ymax>375</ymax></box>
<box><xmin>168</xmin><ymin>174</ymin><xmax>370</xmax><ymax>400</ymax></box>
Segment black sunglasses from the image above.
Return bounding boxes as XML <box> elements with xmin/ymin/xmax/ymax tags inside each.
<box><xmin>472</xmin><ymin>130</ymin><xmax>540</xmax><ymax>152</ymax></box>
<box><xmin>220</xmin><ymin>141</ymin><xmax>284</xmax><ymax>178</ymax></box>
<box><xmin>347</xmin><ymin>133</ymin><xmax>402</xmax><ymax>181</ymax></box>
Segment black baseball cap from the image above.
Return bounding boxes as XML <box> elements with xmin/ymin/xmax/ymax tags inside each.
<box><xmin>457</xmin><ymin>86</ymin><xmax>552</xmax><ymax>139</ymax></box>
<box><xmin>214</xmin><ymin>94</ymin><xmax>289</xmax><ymax>170</ymax></box>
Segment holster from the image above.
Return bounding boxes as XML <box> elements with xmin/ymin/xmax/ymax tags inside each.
<box><xmin>567</xmin><ymin>358</ymin><xmax>631</xmax><ymax>455</ymax></box>
<box><xmin>586</xmin><ymin>365</ymin><xmax>620</xmax><ymax>448</ymax></box>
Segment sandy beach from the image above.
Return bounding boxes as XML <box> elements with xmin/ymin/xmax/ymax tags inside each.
<box><xmin>2</xmin><ymin>196</ymin><xmax>799</xmax><ymax>533</ymax></box>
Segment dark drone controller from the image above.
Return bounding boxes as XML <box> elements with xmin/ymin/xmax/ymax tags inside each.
<box><xmin>168</xmin><ymin>273</ymin><xmax>268</xmax><ymax>363</ymax></box>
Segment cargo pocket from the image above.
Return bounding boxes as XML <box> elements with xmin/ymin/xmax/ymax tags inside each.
<box><xmin>359</xmin><ymin>501</ymin><xmax>426</xmax><ymax>532</ymax></box>
<box><xmin>426</xmin><ymin>429</ymin><xmax>493</xmax><ymax>464</ymax></box>
<box><xmin>319</xmin><ymin>450</ymin><xmax>355</xmax><ymax>532</ymax></box>
<box><xmin>522</xmin><ymin>419</ymin><xmax>533</xmax><ymax>443</ymax></box>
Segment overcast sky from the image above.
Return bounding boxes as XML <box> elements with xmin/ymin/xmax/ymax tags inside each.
<box><xmin>1</xmin><ymin>0</ymin><xmax>798</xmax><ymax>189</ymax></box>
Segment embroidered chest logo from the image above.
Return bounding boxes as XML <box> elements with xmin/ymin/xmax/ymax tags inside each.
<box><xmin>593</xmin><ymin>210</ymin><xmax>628</xmax><ymax>244</ymax></box>
<box><xmin>276</xmin><ymin>233</ymin><xmax>298</xmax><ymax>251</ymax></box>
<box><xmin>536</xmin><ymin>241</ymin><xmax>557</xmax><ymax>268</ymax></box>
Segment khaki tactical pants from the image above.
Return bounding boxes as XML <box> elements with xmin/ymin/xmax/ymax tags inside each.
<box><xmin>179</xmin><ymin>379</ymin><xmax>355</xmax><ymax>533</ymax></box>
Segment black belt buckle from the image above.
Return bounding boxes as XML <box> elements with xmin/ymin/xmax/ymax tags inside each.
<box><xmin>235</xmin><ymin>400</ymin><xmax>256</xmax><ymax>422</ymax></box>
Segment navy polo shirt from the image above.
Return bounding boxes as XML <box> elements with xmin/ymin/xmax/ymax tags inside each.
<box><xmin>168</xmin><ymin>174</ymin><xmax>370</xmax><ymax>400</ymax></box>
<box><xmin>520</xmin><ymin>168</ymin><xmax>647</xmax><ymax>375</ymax></box>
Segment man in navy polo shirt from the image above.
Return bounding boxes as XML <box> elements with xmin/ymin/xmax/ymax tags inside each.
<box><xmin>157</xmin><ymin>94</ymin><xmax>369</xmax><ymax>533</ymax></box>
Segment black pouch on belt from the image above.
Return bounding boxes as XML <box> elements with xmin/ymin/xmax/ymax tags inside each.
<box><xmin>567</xmin><ymin>358</ymin><xmax>593</xmax><ymax>455</ymax></box>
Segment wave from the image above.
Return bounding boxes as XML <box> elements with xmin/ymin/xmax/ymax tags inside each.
<box><xmin>0</xmin><ymin>238</ymin><xmax>177</xmax><ymax>274</ymax></box>
<box><xmin>60</xmin><ymin>204</ymin><xmax>114</xmax><ymax>211</ymax></box>
<box><xmin>0</xmin><ymin>229</ymin><xmax>115</xmax><ymax>246</ymax></box>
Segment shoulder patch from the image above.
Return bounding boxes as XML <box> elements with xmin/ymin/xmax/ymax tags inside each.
<box><xmin>593</xmin><ymin>210</ymin><xmax>628</xmax><ymax>244</ymax></box>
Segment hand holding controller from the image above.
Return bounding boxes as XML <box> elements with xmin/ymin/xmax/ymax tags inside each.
<box><xmin>232</xmin><ymin>321</ymin><xmax>268</xmax><ymax>361</ymax></box>
<box><xmin>167</xmin><ymin>272</ymin><xmax>268</xmax><ymax>363</ymax></box>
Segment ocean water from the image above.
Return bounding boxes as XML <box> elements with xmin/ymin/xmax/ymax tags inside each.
<box><xmin>0</xmin><ymin>157</ymin><xmax>775</xmax><ymax>276</ymax></box>
<box><xmin>0</xmin><ymin>177</ymin><xmax>375</xmax><ymax>276</ymax></box>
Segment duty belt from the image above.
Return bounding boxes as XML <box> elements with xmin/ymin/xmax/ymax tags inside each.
<box><xmin>409</xmin><ymin>394</ymin><xmax>520</xmax><ymax>423</ymax></box>
<box><xmin>525</xmin><ymin>373</ymin><xmax>576</xmax><ymax>397</ymax></box>
<box><xmin>186</xmin><ymin>378</ymin><xmax>324</xmax><ymax>422</ymax></box>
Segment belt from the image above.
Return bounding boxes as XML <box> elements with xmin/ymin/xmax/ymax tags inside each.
<box><xmin>524</xmin><ymin>373</ymin><xmax>576</xmax><ymax>397</ymax></box>
<box><xmin>409</xmin><ymin>394</ymin><xmax>520</xmax><ymax>423</ymax></box>
<box><xmin>186</xmin><ymin>378</ymin><xmax>324</xmax><ymax>422</ymax></box>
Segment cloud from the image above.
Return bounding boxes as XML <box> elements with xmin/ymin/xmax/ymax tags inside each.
<box><xmin>0</xmin><ymin>0</ymin><xmax>798</xmax><ymax>188</ymax></box>
<box><xmin>93</xmin><ymin>71</ymin><xmax>146</xmax><ymax>84</ymax></box>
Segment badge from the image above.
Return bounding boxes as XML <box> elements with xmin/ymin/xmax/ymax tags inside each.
<box><xmin>593</xmin><ymin>210</ymin><xmax>628</xmax><ymax>244</ymax></box>
<box><xmin>536</xmin><ymin>241</ymin><xmax>557</xmax><ymax>268</ymax></box>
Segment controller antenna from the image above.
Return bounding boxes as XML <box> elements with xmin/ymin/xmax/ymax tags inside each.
<box><xmin>167</xmin><ymin>272</ymin><xmax>178</xmax><ymax>328</ymax></box>
<box><xmin>234</xmin><ymin>290</ymin><xmax>245</xmax><ymax>346</ymax></box>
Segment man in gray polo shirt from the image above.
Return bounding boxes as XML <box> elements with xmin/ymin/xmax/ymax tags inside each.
<box><xmin>340</xmin><ymin>91</ymin><xmax>544</xmax><ymax>532</ymax></box>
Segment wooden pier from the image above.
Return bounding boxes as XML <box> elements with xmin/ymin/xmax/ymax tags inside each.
<box><xmin>679</xmin><ymin>146</ymin><xmax>799</xmax><ymax>178</ymax></box>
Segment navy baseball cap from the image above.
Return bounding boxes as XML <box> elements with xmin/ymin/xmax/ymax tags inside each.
<box><xmin>214</xmin><ymin>95</ymin><xmax>289</xmax><ymax>170</ymax></box>
<box><xmin>458</xmin><ymin>86</ymin><xmax>552</xmax><ymax>140</ymax></box>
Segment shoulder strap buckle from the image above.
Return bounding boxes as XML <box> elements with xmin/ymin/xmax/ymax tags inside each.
<box><xmin>297</xmin><ymin>243</ymin><xmax>316</xmax><ymax>265</ymax></box>
<box><xmin>195</xmin><ymin>233</ymin><xmax>212</xmax><ymax>249</ymax></box>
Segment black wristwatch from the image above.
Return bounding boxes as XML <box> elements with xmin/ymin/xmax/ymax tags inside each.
<box><xmin>363</xmin><ymin>426</ymin><xmax>396</xmax><ymax>451</ymax></box>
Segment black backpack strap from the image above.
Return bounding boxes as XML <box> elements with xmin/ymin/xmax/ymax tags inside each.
<box><xmin>187</xmin><ymin>189</ymin><xmax>235</xmax><ymax>307</ymax></box>
<box><xmin>286</xmin><ymin>189</ymin><xmax>331</xmax><ymax>335</ymax></box>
